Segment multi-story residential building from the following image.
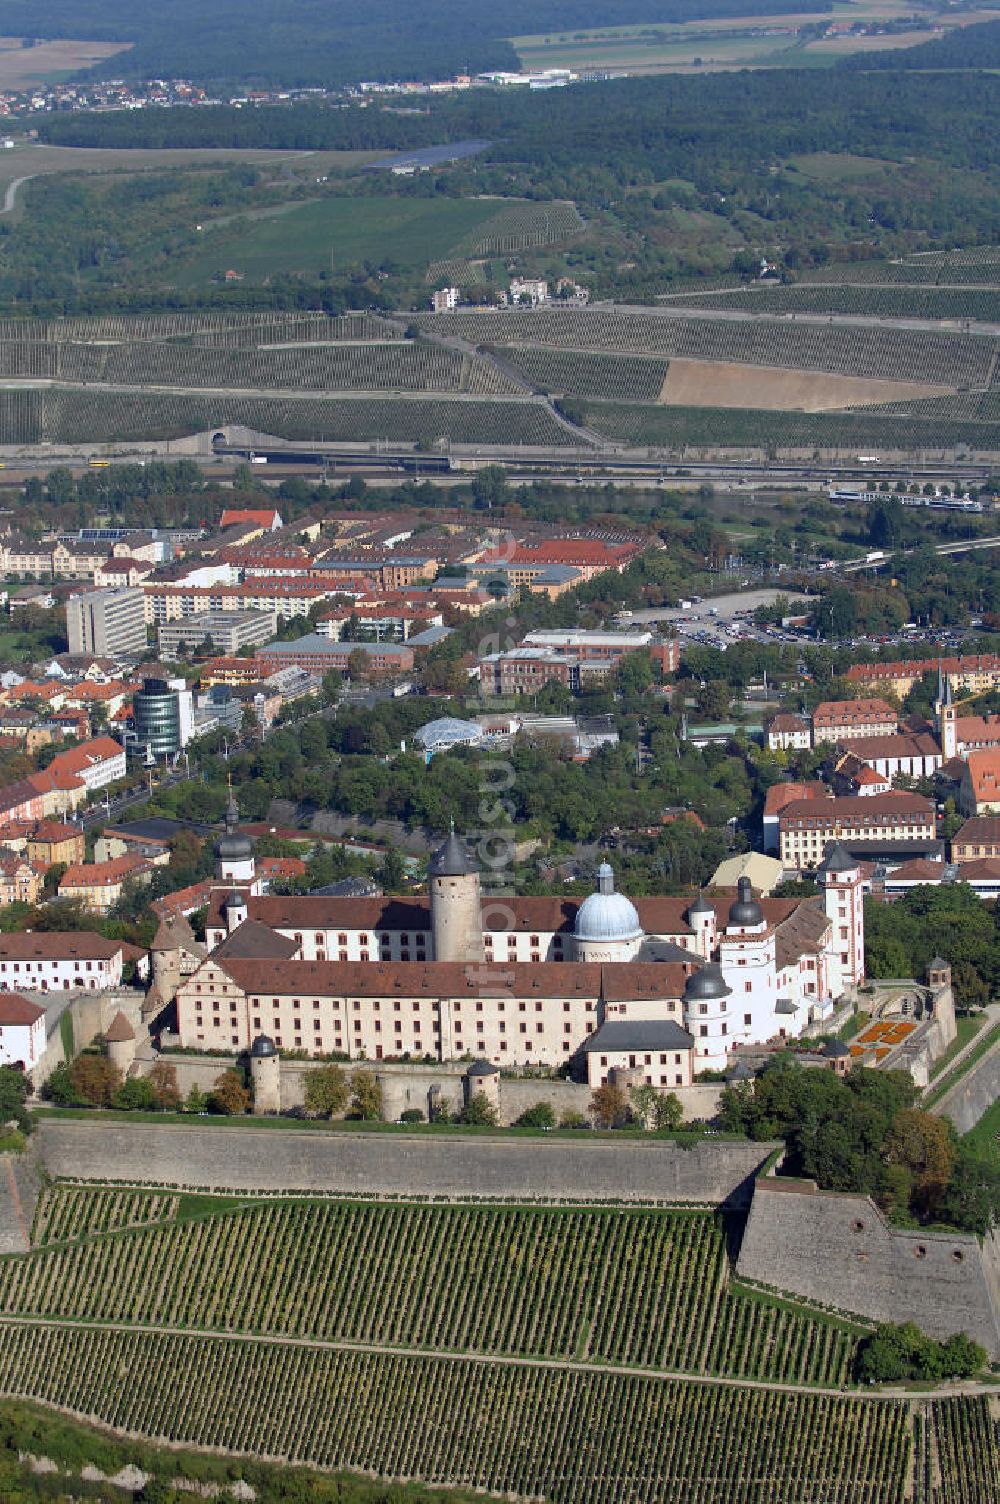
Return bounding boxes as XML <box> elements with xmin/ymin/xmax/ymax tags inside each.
<box><xmin>778</xmin><ymin>791</ymin><xmax>937</xmax><ymax>870</ymax></box>
<box><xmin>26</xmin><ymin>821</ymin><xmax>85</xmax><ymax>870</ymax></box>
<box><xmin>47</xmin><ymin>736</ymin><xmax>127</xmax><ymax>793</ymax></box>
<box><xmin>58</xmin><ymin>854</ymin><xmax>155</xmax><ymax>914</ymax></box>
<box><xmin>142</xmin><ymin>579</ymin><xmax>332</xmax><ymax>625</ymax></box>
<box><xmin>951</xmin><ymin>816</ymin><xmax>1000</xmax><ymax>861</ymax></box>
<box><xmin>158</xmin><ymin>610</ymin><xmax>277</xmax><ymax>660</ymax></box>
<box><xmin>66</xmin><ymin>587</ymin><xmax>147</xmax><ymax>659</ymax></box>
<box><xmin>765</xmin><ymin>713</ymin><xmax>812</xmax><ymax>752</ymax></box>
<box><xmin>845</xmin><ymin>653</ymin><xmax>1000</xmax><ymax>701</ymax></box>
<box><xmin>51</xmin><ymin>540</ymin><xmax>114</xmax><ymax>581</ymax></box>
<box><xmin>255</xmin><ymin>636</ymin><xmax>414</xmax><ymax>676</ymax></box>
<box><xmin>812</xmin><ymin>699</ymin><xmax>898</xmax><ymax>743</ymax></box>
<box><xmin>1</xmin><ymin>536</ymin><xmax>55</xmax><ymax>579</ymax></box>
<box><xmin>958</xmin><ymin>750</ymin><xmax>1000</xmax><ymax>817</ymax></box>
<box><xmin>0</xmin><ymin>931</ymin><xmax>140</xmax><ymax>991</ymax></box>
<box><xmin>0</xmin><ymin>852</ymin><xmax>41</xmax><ymax>907</ymax></box>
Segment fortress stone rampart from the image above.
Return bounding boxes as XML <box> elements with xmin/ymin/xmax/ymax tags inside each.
<box><xmin>34</xmin><ymin>1119</ymin><xmax>773</xmax><ymax>1205</ymax></box>
<box><xmin>736</xmin><ymin>1177</ymin><xmax>1000</xmax><ymax>1358</ymax></box>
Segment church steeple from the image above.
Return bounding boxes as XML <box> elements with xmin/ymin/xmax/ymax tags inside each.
<box><xmin>215</xmin><ymin>782</ymin><xmax>256</xmax><ymax>886</ymax></box>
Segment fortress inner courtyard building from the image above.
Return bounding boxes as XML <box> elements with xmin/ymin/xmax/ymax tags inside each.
<box><xmin>174</xmin><ymin>827</ymin><xmax>866</xmax><ymax>1077</ymax></box>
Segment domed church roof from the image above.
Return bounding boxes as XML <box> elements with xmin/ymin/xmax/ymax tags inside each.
<box><xmin>574</xmin><ymin>862</ymin><xmax>643</xmax><ymax>944</ymax></box>
<box><xmin>728</xmin><ymin>876</ymin><xmax>764</xmax><ymax>929</ymax></box>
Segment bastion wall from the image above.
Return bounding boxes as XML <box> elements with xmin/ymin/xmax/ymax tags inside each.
<box><xmin>736</xmin><ymin>1177</ymin><xmax>1000</xmax><ymax>1358</ymax></box>
<box><xmin>932</xmin><ymin>1040</ymin><xmax>1000</xmax><ymax>1136</ymax></box>
<box><xmin>34</xmin><ymin>1119</ymin><xmax>773</xmax><ymax>1205</ymax></box>
<box><xmin>136</xmin><ymin>1053</ymin><xmax>724</xmax><ymax>1126</ymax></box>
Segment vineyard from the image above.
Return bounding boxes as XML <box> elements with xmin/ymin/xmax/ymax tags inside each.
<box><xmin>499</xmin><ymin>347</ymin><xmax>671</xmax><ymax>402</ymax></box>
<box><xmin>464</xmin><ymin>201</ymin><xmax>584</xmax><ymax>257</ymax></box>
<box><xmin>0</xmin><ymin>1185</ymin><xmax>994</xmax><ymax>1501</ymax></box>
<box><xmin>0</xmin><ymin>1322</ymin><xmax>937</xmax><ymax>1504</ymax></box>
<box><xmin>578</xmin><ymin>400</ymin><xmax>1000</xmax><ymax>454</ymax></box>
<box><xmin>22</xmin><ymin>341</ymin><xmax>524</xmax><ymax>396</ymax></box>
<box><xmin>415</xmin><ymin>309</ymin><xmax>997</xmax><ymax>387</ymax></box>
<box><xmin>657</xmin><ymin>286</ymin><xmax>1000</xmax><ymax>323</ymax></box>
<box><xmin>32</xmin><ymin>390</ymin><xmax>575</xmax><ymax>447</ymax></box>
<box><xmin>32</xmin><ymin>1186</ymin><xmax>179</xmax><ymax>1246</ymax></box>
<box><xmin>426</xmin><ymin>258</ymin><xmax>488</xmax><ymax>287</ymax></box>
<box><xmin>0</xmin><ymin>1196</ymin><xmax>857</xmax><ymax>1385</ymax></box>
<box><xmin>929</xmin><ymin>1397</ymin><xmax>1000</xmax><ymax>1504</ymax></box>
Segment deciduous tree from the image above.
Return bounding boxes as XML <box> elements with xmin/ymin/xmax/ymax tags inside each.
<box><xmin>304</xmin><ymin>1064</ymin><xmax>349</xmax><ymax>1119</ymax></box>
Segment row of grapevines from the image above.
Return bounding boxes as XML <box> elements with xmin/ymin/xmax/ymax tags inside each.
<box><xmin>0</xmin><ymin>1321</ymin><xmax>928</xmax><ymax>1503</ymax></box>
<box><xmin>578</xmin><ymin>400</ymin><xmax>1000</xmax><ymax>454</ymax></box>
<box><xmin>37</xmin><ymin>389</ymin><xmax>576</xmax><ymax>447</ymax></box>
<box><xmin>499</xmin><ymin>346</ymin><xmax>670</xmax><ymax>402</ymax></box>
<box><xmin>413</xmin><ymin>308</ymin><xmax>996</xmax><ymax>386</ymax></box>
<box><xmin>929</xmin><ymin>1396</ymin><xmax>1000</xmax><ymax>1504</ymax></box>
<box><xmin>0</xmin><ymin>1200</ymin><xmax>853</xmax><ymax>1385</ymax></box>
<box><xmin>32</xmin><ymin>1187</ymin><xmax>179</xmax><ymax>1247</ymax></box>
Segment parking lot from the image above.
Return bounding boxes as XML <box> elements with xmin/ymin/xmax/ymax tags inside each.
<box><xmin>618</xmin><ymin>588</ymin><xmax>813</xmax><ymax>648</ymax></box>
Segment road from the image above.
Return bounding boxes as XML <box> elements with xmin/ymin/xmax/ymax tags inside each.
<box><xmin>840</xmin><ymin>533</ymin><xmax>1000</xmax><ymax>574</ymax></box>
<box><xmin>0</xmin><ymin>175</ymin><xmax>32</xmax><ymax>215</ymax></box>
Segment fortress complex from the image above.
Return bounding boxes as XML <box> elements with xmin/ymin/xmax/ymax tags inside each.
<box><xmin>168</xmin><ymin>810</ymin><xmax>865</xmax><ymax>1078</ymax></box>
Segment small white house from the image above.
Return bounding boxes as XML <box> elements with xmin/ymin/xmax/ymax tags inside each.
<box><xmin>0</xmin><ymin>993</ymin><xmax>46</xmax><ymax>1072</ymax></box>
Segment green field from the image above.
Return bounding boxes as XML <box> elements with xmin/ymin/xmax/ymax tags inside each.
<box><xmin>963</xmin><ymin>1096</ymin><xmax>1000</xmax><ymax>1164</ymax></box>
<box><xmin>0</xmin><ymin>1181</ymin><xmax>988</xmax><ymax>1502</ymax></box>
<box><xmin>511</xmin><ymin>0</ymin><xmax>996</xmax><ymax>75</ymax></box>
<box><xmin>174</xmin><ymin>196</ymin><xmax>505</xmax><ymax>285</ymax></box>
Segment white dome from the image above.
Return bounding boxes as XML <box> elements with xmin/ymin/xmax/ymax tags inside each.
<box><xmin>575</xmin><ymin>863</ymin><xmax>643</xmax><ymax>944</ymax></box>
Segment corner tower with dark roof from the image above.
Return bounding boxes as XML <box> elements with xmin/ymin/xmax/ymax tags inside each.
<box><xmin>428</xmin><ymin>827</ymin><xmax>484</xmax><ymax>965</ymax></box>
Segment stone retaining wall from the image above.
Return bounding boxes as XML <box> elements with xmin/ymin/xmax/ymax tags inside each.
<box><xmin>933</xmin><ymin>1039</ymin><xmax>1000</xmax><ymax>1135</ymax></box>
<box><xmin>35</xmin><ymin>1119</ymin><xmax>774</xmax><ymax>1206</ymax></box>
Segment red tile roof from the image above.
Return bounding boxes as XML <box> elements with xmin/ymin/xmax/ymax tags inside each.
<box><xmin>0</xmin><ymin>993</ymin><xmax>44</xmax><ymax>1025</ymax></box>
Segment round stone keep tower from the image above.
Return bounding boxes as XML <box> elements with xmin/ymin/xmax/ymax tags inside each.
<box><xmin>428</xmin><ymin>829</ymin><xmax>483</xmax><ymax>965</ymax></box>
<box><xmin>250</xmin><ymin>1034</ymin><xmax>280</xmax><ymax>1115</ymax></box>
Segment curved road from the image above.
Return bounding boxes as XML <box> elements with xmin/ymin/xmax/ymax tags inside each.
<box><xmin>0</xmin><ymin>174</ymin><xmax>33</xmax><ymax>214</ymax></box>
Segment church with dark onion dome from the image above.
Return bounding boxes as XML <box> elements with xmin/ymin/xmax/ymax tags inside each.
<box><xmin>173</xmin><ymin>822</ymin><xmax>865</xmax><ymax>1082</ymax></box>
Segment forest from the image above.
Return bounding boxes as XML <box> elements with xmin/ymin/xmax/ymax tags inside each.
<box><xmin>841</xmin><ymin>15</ymin><xmax>1000</xmax><ymax>70</ymax></box>
<box><xmin>21</xmin><ymin>64</ymin><xmax>1000</xmax><ymax>314</ymax></box>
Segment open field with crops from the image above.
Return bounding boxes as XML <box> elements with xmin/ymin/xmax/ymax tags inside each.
<box><xmin>0</xmin><ymin>37</ymin><xmax>130</xmax><ymax>88</ymax></box>
<box><xmin>0</xmin><ymin>1181</ymin><xmax>991</xmax><ymax>1502</ymax></box>
<box><xmin>172</xmin><ymin>195</ymin><xmax>584</xmax><ymax>288</ymax></box>
<box><xmin>512</xmin><ymin>0</ymin><xmax>995</xmax><ymax>75</ymax></box>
